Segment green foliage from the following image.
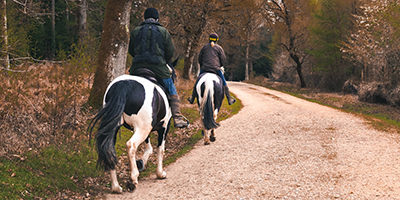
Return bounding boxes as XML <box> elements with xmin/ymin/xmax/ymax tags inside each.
<box><xmin>383</xmin><ymin>2</ymin><xmax>400</xmax><ymax>38</ymax></box>
<box><xmin>3</xmin><ymin>0</ymin><xmax>105</xmax><ymax>60</ymax></box>
<box><xmin>87</xmin><ymin>0</ymin><xmax>108</xmax><ymax>41</ymax></box>
<box><xmin>3</xmin><ymin>3</ymin><xmax>30</xmax><ymax>60</ymax></box>
<box><xmin>308</xmin><ymin>0</ymin><xmax>352</xmax><ymax>72</ymax></box>
<box><xmin>252</xmin><ymin>29</ymin><xmax>274</xmax><ymax>78</ymax></box>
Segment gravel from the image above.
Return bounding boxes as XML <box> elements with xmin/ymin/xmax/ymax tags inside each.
<box><xmin>106</xmin><ymin>81</ymin><xmax>400</xmax><ymax>199</ymax></box>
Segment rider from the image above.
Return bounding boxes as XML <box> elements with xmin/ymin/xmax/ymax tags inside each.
<box><xmin>128</xmin><ymin>7</ymin><xmax>188</xmax><ymax>128</ymax></box>
<box><xmin>188</xmin><ymin>33</ymin><xmax>236</xmax><ymax>105</ymax></box>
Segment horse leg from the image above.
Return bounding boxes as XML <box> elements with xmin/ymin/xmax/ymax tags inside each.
<box><xmin>136</xmin><ymin>136</ymin><xmax>152</xmax><ymax>172</ymax></box>
<box><xmin>156</xmin><ymin>124</ymin><xmax>170</xmax><ymax>179</ymax></box>
<box><xmin>110</xmin><ymin>169</ymin><xmax>123</xmax><ymax>193</ymax></box>
<box><xmin>203</xmin><ymin>129</ymin><xmax>211</xmax><ymax>145</ymax></box>
<box><xmin>109</xmin><ymin>128</ymin><xmax>123</xmax><ymax>193</ymax></box>
<box><xmin>210</xmin><ymin>129</ymin><xmax>216</xmax><ymax>142</ymax></box>
<box><xmin>210</xmin><ymin>110</ymin><xmax>218</xmax><ymax>142</ymax></box>
<box><xmin>126</xmin><ymin>128</ymin><xmax>151</xmax><ymax>191</ymax></box>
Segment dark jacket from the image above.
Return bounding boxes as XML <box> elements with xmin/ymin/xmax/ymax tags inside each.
<box><xmin>198</xmin><ymin>42</ymin><xmax>226</xmax><ymax>71</ymax></box>
<box><xmin>128</xmin><ymin>19</ymin><xmax>175</xmax><ymax>79</ymax></box>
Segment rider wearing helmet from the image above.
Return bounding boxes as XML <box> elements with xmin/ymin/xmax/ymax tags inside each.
<box><xmin>188</xmin><ymin>33</ymin><xmax>236</xmax><ymax>105</ymax></box>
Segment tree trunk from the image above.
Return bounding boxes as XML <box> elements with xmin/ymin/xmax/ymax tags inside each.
<box><xmin>296</xmin><ymin>64</ymin><xmax>306</xmax><ymax>88</ymax></box>
<box><xmin>291</xmin><ymin>53</ymin><xmax>306</xmax><ymax>88</ymax></box>
<box><xmin>183</xmin><ymin>32</ymin><xmax>202</xmax><ymax>80</ymax></box>
<box><xmin>183</xmin><ymin>40</ymin><xmax>192</xmax><ymax>79</ymax></box>
<box><xmin>78</xmin><ymin>0</ymin><xmax>88</xmax><ymax>43</ymax></box>
<box><xmin>182</xmin><ymin>5</ymin><xmax>208</xmax><ymax>80</ymax></box>
<box><xmin>245</xmin><ymin>41</ymin><xmax>250</xmax><ymax>80</ymax></box>
<box><xmin>88</xmin><ymin>0</ymin><xmax>133</xmax><ymax>109</ymax></box>
<box><xmin>3</xmin><ymin>0</ymin><xmax>9</xmax><ymax>70</ymax></box>
<box><xmin>51</xmin><ymin>0</ymin><xmax>55</xmax><ymax>59</ymax></box>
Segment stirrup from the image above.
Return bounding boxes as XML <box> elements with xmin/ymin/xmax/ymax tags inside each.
<box><xmin>228</xmin><ymin>98</ymin><xmax>236</xmax><ymax>105</ymax></box>
<box><xmin>174</xmin><ymin>115</ymin><xmax>190</xmax><ymax>128</ymax></box>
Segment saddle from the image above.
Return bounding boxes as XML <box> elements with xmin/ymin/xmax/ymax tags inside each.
<box><xmin>132</xmin><ymin>68</ymin><xmax>170</xmax><ymax>99</ymax></box>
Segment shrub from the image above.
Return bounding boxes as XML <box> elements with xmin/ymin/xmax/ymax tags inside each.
<box><xmin>0</xmin><ymin>44</ymin><xmax>96</xmax><ymax>157</ymax></box>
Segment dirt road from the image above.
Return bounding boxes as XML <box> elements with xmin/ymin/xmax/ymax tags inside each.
<box><xmin>106</xmin><ymin>81</ymin><xmax>400</xmax><ymax>199</ymax></box>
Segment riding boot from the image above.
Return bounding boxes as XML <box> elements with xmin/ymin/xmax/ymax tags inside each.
<box><xmin>224</xmin><ymin>85</ymin><xmax>236</xmax><ymax>105</ymax></box>
<box><xmin>170</xmin><ymin>95</ymin><xmax>189</xmax><ymax>128</ymax></box>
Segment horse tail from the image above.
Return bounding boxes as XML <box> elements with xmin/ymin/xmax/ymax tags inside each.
<box><xmin>88</xmin><ymin>80</ymin><xmax>129</xmax><ymax>171</ymax></box>
<box><xmin>200</xmin><ymin>80</ymin><xmax>220</xmax><ymax>130</ymax></box>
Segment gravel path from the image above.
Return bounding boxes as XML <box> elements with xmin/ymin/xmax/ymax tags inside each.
<box><xmin>106</xmin><ymin>81</ymin><xmax>400</xmax><ymax>199</ymax></box>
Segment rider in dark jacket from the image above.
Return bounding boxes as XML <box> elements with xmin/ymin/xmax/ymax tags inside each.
<box><xmin>188</xmin><ymin>33</ymin><xmax>236</xmax><ymax>105</ymax></box>
<box><xmin>128</xmin><ymin>8</ymin><xmax>188</xmax><ymax>128</ymax></box>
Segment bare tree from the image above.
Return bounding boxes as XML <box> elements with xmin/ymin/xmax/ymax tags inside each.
<box><xmin>263</xmin><ymin>0</ymin><xmax>311</xmax><ymax>87</ymax></box>
<box><xmin>224</xmin><ymin>0</ymin><xmax>264</xmax><ymax>80</ymax></box>
<box><xmin>163</xmin><ymin>0</ymin><xmax>222</xmax><ymax>80</ymax></box>
<box><xmin>342</xmin><ymin>0</ymin><xmax>400</xmax><ymax>83</ymax></box>
<box><xmin>88</xmin><ymin>0</ymin><xmax>134</xmax><ymax>108</ymax></box>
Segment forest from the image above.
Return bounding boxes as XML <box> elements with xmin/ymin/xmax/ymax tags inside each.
<box><xmin>1</xmin><ymin>0</ymin><xmax>400</xmax><ymax>198</ymax></box>
<box><xmin>1</xmin><ymin>0</ymin><xmax>400</xmax><ymax>182</ymax></box>
<box><xmin>2</xmin><ymin>0</ymin><xmax>400</xmax><ymax>85</ymax></box>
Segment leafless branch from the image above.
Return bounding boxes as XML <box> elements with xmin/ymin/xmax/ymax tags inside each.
<box><xmin>0</xmin><ymin>66</ymin><xmax>26</xmax><ymax>72</ymax></box>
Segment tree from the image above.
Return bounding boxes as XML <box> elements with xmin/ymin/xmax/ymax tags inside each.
<box><xmin>263</xmin><ymin>0</ymin><xmax>312</xmax><ymax>88</ymax></box>
<box><xmin>342</xmin><ymin>0</ymin><xmax>400</xmax><ymax>83</ymax></box>
<box><xmin>307</xmin><ymin>0</ymin><xmax>355</xmax><ymax>90</ymax></box>
<box><xmin>88</xmin><ymin>0</ymin><xmax>134</xmax><ymax>108</ymax></box>
<box><xmin>78</xmin><ymin>0</ymin><xmax>88</xmax><ymax>43</ymax></box>
<box><xmin>2</xmin><ymin>0</ymin><xmax>10</xmax><ymax>70</ymax></box>
<box><xmin>162</xmin><ymin>0</ymin><xmax>222</xmax><ymax>80</ymax></box>
<box><xmin>222</xmin><ymin>0</ymin><xmax>264</xmax><ymax>80</ymax></box>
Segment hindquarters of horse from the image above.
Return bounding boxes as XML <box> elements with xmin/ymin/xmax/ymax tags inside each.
<box><xmin>197</xmin><ymin>73</ymin><xmax>224</xmax><ymax>111</ymax></box>
<box><xmin>105</xmin><ymin>76</ymin><xmax>170</xmax><ymax>131</ymax></box>
<box><xmin>98</xmin><ymin>75</ymin><xmax>171</xmax><ymax>192</ymax></box>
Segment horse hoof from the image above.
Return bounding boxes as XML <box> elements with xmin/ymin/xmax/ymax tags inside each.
<box><xmin>126</xmin><ymin>179</ymin><xmax>136</xmax><ymax>192</ymax></box>
<box><xmin>136</xmin><ymin>159</ymin><xmax>144</xmax><ymax>172</ymax></box>
<box><xmin>204</xmin><ymin>141</ymin><xmax>210</xmax><ymax>145</ymax></box>
<box><xmin>111</xmin><ymin>186</ymin><xmax>123</xmax><ymax>194</ymax></box>
<box><xmin>157</xmin><ymin>171</ymin><xmax>167</xmax><ymax>179</ymax></box>
<box><xmin>210</xmin><ymin>136</ymin><xmax>216</xmax><ymax>142</ymax></box>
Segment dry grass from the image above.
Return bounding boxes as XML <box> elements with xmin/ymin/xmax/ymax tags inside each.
<box><xmin>1</xmin><ymin>63</ymin><xmax>94</xmax><ymax>158</ymax></box>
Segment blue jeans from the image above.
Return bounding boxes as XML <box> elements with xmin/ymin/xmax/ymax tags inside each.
<box><xmin>200</xmin><ymin>69</ymin><xmax>227</xmax><ymax>86</ymax></box>
<box><xmin>162</xmin><ymin>78</ymin><xmax>177</xmax><ymax>95</ymax></box>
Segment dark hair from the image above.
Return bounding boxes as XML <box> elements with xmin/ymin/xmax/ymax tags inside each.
<box><xmin>144</xmin><ymin>8</ymin><xmax>159</xmax><ymax>19</ymax></box>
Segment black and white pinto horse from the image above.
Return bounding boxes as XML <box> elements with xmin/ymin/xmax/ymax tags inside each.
<box><xmin>88</xmin><ymin>73</ymin><xmax>171</xmax><ymax>193</ymax></box>
<box><xmin>192</xmin><ymin>72</ymin><xmax>224</xmax><ymax>145</ymax></box>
